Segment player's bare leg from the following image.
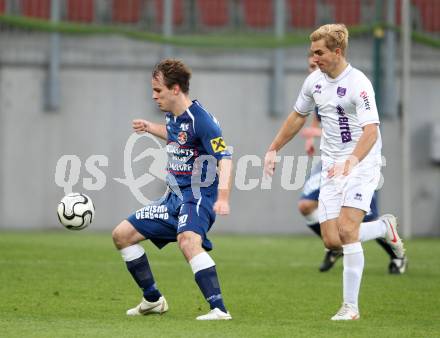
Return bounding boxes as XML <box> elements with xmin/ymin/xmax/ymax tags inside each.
<box><xmin>112</xmin><ymin>220</ymin><xmax>168</xmax><ymax>316</ymax></box>
<box><xmin>309</xmin><ymin>209</ymin><xmax>342</xmax><ymax>271</ymax></box>
<box><xmin>177</xmin><ymin>231</ymin><xmax>231</xmax><ymax>320</ymax></box>
<box><xmin>320</xmin><ymin>219</ymin><xmax>342</xmax><ymax>250</ymax></box>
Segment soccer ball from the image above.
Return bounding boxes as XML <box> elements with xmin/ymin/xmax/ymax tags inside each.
<box><xmin>57</xmin><ymin>193</ymin><xmax>95</xmax><ymax>230</ymax></box>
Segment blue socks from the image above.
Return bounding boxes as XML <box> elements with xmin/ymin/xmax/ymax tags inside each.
<box><xmin>195</xmin><ymin>266</ymin><xmax>227</xmax><ymax>313</ymax></box>
<box><xmin>126</xmin><ymin>254</ymin><xmax>162</xmax><ymax>302</ymax></box>
<box><xmin>308</xmin><ymin>222</ymin><xmax>322</xmax><ymax>237</ymax></box>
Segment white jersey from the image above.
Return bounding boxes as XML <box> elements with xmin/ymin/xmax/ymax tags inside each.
<box><xmin>294</xmin><ymin>64</ymin><xmax>382</xmax><ymax>164</ymax></box>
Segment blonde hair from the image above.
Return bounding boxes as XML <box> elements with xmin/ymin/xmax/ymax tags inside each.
<box><xmin>310</xmin><ymin>24</ymin><xmax>349</xmax><ymax>55</ymax></box>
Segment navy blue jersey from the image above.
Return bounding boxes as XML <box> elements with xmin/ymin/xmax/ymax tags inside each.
<box><xmin>165</xmin><ymin>100</ymin><xmax>231</xmax><ymax>190</ymax></box>
<box><xmin>314</xmin><ymin>105</ymin><xmax>321</xmax><ymax>122</ymax></box>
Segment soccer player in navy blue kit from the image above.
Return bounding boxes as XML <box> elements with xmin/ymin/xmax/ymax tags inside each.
<box><xmin>112</xmin><ymin>59</ymin><xmax>232</xmax><ymax>320</ymax></box>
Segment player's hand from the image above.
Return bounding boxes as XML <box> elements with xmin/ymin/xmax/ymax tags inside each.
<box><xmin>264</xmin><ymin>150</ymin><xmax>277</xmax><ymax>177</ymax></box>
<box><xmin>327</xmin><ymin>156</ymin><xmax>359</xmax><ymax>178</ymax></box>
<box><xmin>300</xmin><ymin>126</ymin><xmax>321</xmax><ymax>139</ymax></box>
<box><xmin>304</xmin><ymin>137</ymin><xmax>315</xmax><ymax>156</ymax></box>
<box><xmin>132</xmin><ymin>119</ymin><xmax>150</xmax><ymax>133</ymax></box>
<box><xmin>213</xmin><ymin>199</ymin><xmax>230</xmax><ymax>216</ymax></box>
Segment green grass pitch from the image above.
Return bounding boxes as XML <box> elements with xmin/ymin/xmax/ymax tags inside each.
<box><xmin>1</xmin><ymin>231</ymin><xmax>439</xmax><ymax>337</ymax></box>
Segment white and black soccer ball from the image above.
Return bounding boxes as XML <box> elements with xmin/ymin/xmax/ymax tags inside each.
<box><xmin>57</xmin><ymin>193</ymin><xmax>95</xmax><ymax>230</ymax></box>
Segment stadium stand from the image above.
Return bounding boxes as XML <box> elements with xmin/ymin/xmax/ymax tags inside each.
<box><xmin>324</xmin><ymin>0</ymin><xmax>362</xmax><ymax>26</ymax></box>
<box><xmin>0</xmin><ymin>0</ymin><xmax>5</xmax><ymax>14</ymax></box>
<box><xmin>155</xmin><ymin>0</ymin><xmax>184</xmax><ymax>26</ymax></box>
<box><xmin>288</xmin><ymin>0</ymin><xmax>316</xmax><ymax>28</ymax></box>
<box><xmin>67</xmin><ymin>0</ymin><xmax>94</xmax><ymax>22</ymax></box>
<box><xmin>243</xmin><ymin>0</ymin><xmax>273</xmax><ymax>28</ymax></box>
<box><xmin>197</xmin><ymin>0</ymin><xmax>229</xmax><ymax>27</ymax></box>
<box><xmin>21</xmin><ymin>0</ymin><xmax>50</xmax><ymax>19</ymax></box>
<box><xmin>414</xmin><ymin>0</ymin><xmax>440</xmax><ymax>32</ymax></box>
<box><xmin>112</xmin><ymin>0</ymin><xmax>143</xmax><ymax>23</ymax></box>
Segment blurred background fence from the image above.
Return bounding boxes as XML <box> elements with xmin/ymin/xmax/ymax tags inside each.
<box><xmin>0</xmin><ymin>0</ymin><xmax>439</xmax><ymax>236</ymax></box>
<box><xmin>1</xmin><ymin>0</ymin><xmax>440</xmax><ymax>35</ymax></box>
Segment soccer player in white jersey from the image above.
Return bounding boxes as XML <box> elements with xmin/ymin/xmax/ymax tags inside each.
<box><xmin>298</xmin><ymin>54</ymin><xmax>407</xmax><ymax>274</ymax></box>
<box><xmin>264</xmin><ymin>24</ymin><xmax>406</xmax><ymax>320</ymax></box>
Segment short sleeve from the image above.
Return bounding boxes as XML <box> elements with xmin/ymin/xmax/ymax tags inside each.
<box><xmin>294</xmin><ymin>74</ymin><xmax>316</xmax><ymax>116</ymax></box>
<box><xmin>353</xmin><ymin>76</ymin><xmax>380</xmax><ymax>127</ymax></box>
<box><xmin>195</xmin><ymin>112</ymin><xmax>232</xmax><ymax>161</ymax></box>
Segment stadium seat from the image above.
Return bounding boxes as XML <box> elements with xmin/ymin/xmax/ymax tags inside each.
<box><xmin>112</xmin><ymin>0</ymin><xmax>143</xmax><ymax>23</ymax></box>
<box><xmin>155</xmin><ymin>0</ymin><xmax>184</xmax><ymax>26</ymax></box>
<box><xmin>387</xmin><ymin>0</ymin><xmax>413</xmax><ymax>27</ymax></box>
<box><xmin>197</xmin><ymin>0</ymin><xmax>229</xmax><ymax>27</ymax></box>
<box><xmin>21</xmin><ymin>0</ymin><xmax>50</xmax><ymax>19</ymax></box>
<box><xmin>288</xmin><ymin>0</ymin><xmax>316</xmax><ymax>28</ymax></box>
<box><xmin>243</xmin><ymin>0</ymin><xmax>273</xmax><ymax>28</ymax></box>
<box><xmin>67</xmin><ymin>0</ymin><xmax>94</xmax><ymax>22</ymax></box>
<box><xmin>413</xmin><ymin>0</ymin><xmax>440</xmax><ymax>32</ymax></box>
<box><xmin>324</xmin><ymin>0</ymin><xmax>361</xmax><ymax>26</ymax></box>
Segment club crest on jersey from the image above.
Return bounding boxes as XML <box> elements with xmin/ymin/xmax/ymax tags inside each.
<box><xmin>177</xmin><ymin>131</ymin><xmax>187</xmax><ymax>145</ymax></box>
<box><xmin>337</xmin><ymin>87</ymin><xmax>346</xmax><ymax>97</ymax></box>
<box><xmin>313</xmin><ymin>84</ymin><xmax>322</xmax><ymax>94</ymax></box>
<box><xmin>210</xmin><ymin>137</ymin><xmax>226</xmax><ymax>153</ymax></box>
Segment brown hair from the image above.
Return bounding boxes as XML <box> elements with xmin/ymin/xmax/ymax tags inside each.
<box><xmin>310</xmin><ymin>24</ymin><xmax>349</xmax><ymax>55</ymax></box>
<box><xmin>152</xmin><ymin>58</ymin><xmax>192</xmax><ymax>94</ymax></box>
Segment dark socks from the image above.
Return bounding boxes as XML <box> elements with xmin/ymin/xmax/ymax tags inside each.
<box><xmin>376</xmin><ymin>238</ymin><xmax>398</xmax><ymax>259</ymax></box>
<box><xmin>308</xmin><ymin>222</ymin><xmax>322</xmax><ymax>237</ymax></box>
<box><xmin>126</xmin><ymin>254</ymin><xmax>162</xmax><ymax>302</ymax></box>
<box><xmin>195</xmin><ymin>266</ymin><xmax>227</xmax><ymax>313</ymax></box>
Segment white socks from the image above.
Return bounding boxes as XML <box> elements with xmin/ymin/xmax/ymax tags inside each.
<box><xmin>120</xmin><ymin>244</ymin><xmax>145</xmax><ymax>262</ymax></box>
<box><xmin>342</xmin><ymin>242</ymin><xmax>364</xmax><ymax>309</ymax></box>
<box><xmin>189</xmin><ymin>252</ymin><xmax>216</xmax><ymax>274</ymax></box>
<box><xmin>359</xmin><ymin>219</ymin><xmax>387</xmax><ymax>242</ymax></box>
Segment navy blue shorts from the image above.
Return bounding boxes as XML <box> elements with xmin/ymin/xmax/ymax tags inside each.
<box><xmin>300</xmin><ymin>162</ymin><xmax>322</xmax><ymax>201</ymax></box>
<box><xmin>127</xmin><ymin>187</ymin><xmax>217</xmax><ymax>251</ymax></box>
<box><xmin>299</xmin><ymin>161</ymin><xmax>379</xmax><ymax>221</ymax></box>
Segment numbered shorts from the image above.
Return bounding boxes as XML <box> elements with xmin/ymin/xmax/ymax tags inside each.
<box><xmin>318</xmin><ymin>160</ymin><xmax>381</xmax><ymax>223</ymax></box>
<box><xmin>301</xmin><ymin>160</ymin><xmax>379</xmax><ymax>221</ymax></box>
<box><xmin>127</xmin><ymin>188</ymin><xmax>217</xmax><ymax>251</ymax></box>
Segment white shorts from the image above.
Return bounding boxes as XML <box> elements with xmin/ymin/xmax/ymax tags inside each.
<box><xmin>318</xmin><ymin>159</ymin><xmax>381</xmax><ymax>223</ymax></box>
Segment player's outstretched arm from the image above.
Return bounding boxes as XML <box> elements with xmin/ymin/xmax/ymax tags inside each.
<box><xmin>213</xmin><ymin>158</ymin><xmax>233</xmax><ymax>216</ymax></box>
<box><xmin>132</xmin><ymin>119</ymin><xmax>167</xmax><ymax>141</ymax></box>
<box><xmin>264</xmin><ymin>111</ymin><xmax>307</xmax><ymax>176</ymax></box>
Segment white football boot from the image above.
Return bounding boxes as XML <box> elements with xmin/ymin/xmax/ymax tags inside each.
<box><xmin>196</xmin><ymin>308</ymin><xmax>232</xmax><ymax>321</ymax></box>
<box><xmin>331</xmin><ymin>303</ymin><xmax>360</xmax><ymax>321</ymax></box>
<box><xmin>380</xmin><ymin>214</ymin><xmax>406</xmax><ymax>259</ymax></box>
<box><xmin>126</xmin><ymin>296</ymin><xmax>168</xmax><ymax>316</ymax></box>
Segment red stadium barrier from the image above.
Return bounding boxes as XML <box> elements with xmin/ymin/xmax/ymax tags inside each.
<box><xmin>21</xmin><ymin>0</ymin><xmax>50</xmax><ymax>19</ymax></box>
<box><xmin>414</xmin><ymin>0</ymin><xmax>440</xmax><ymax>32</ymax></box>
<box><xmin>243</xmin><ymin>0</ymin><xmax>273</xmax><ymax>28</ymax></box>
<box><xmin>289</xmin><ymin>0</ymin><xmax>316</xmax><ymax>28</ymax></box>
<box><xmin>67</xmin><ymin>0</ymin><xmax>94</xmax><ymax>22</ymax></box>
<box><xmin>155</xmin><ymin>0</ymin><xmax>184</xmax><ymax>26</ymax></box>
<box><xmin>197</xmin><ymin>0</ymin><xmax>229</xmax><ymax>27</ymax></box>
<box><xmin>112</xmin><ymin>0</ymin><xmax>143</xmax><ymax>23</ymax></box>
<box><xmin>325</xmin><ymin>0</ymin><xmax>362</xmax><ymax>26</ymax></box>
